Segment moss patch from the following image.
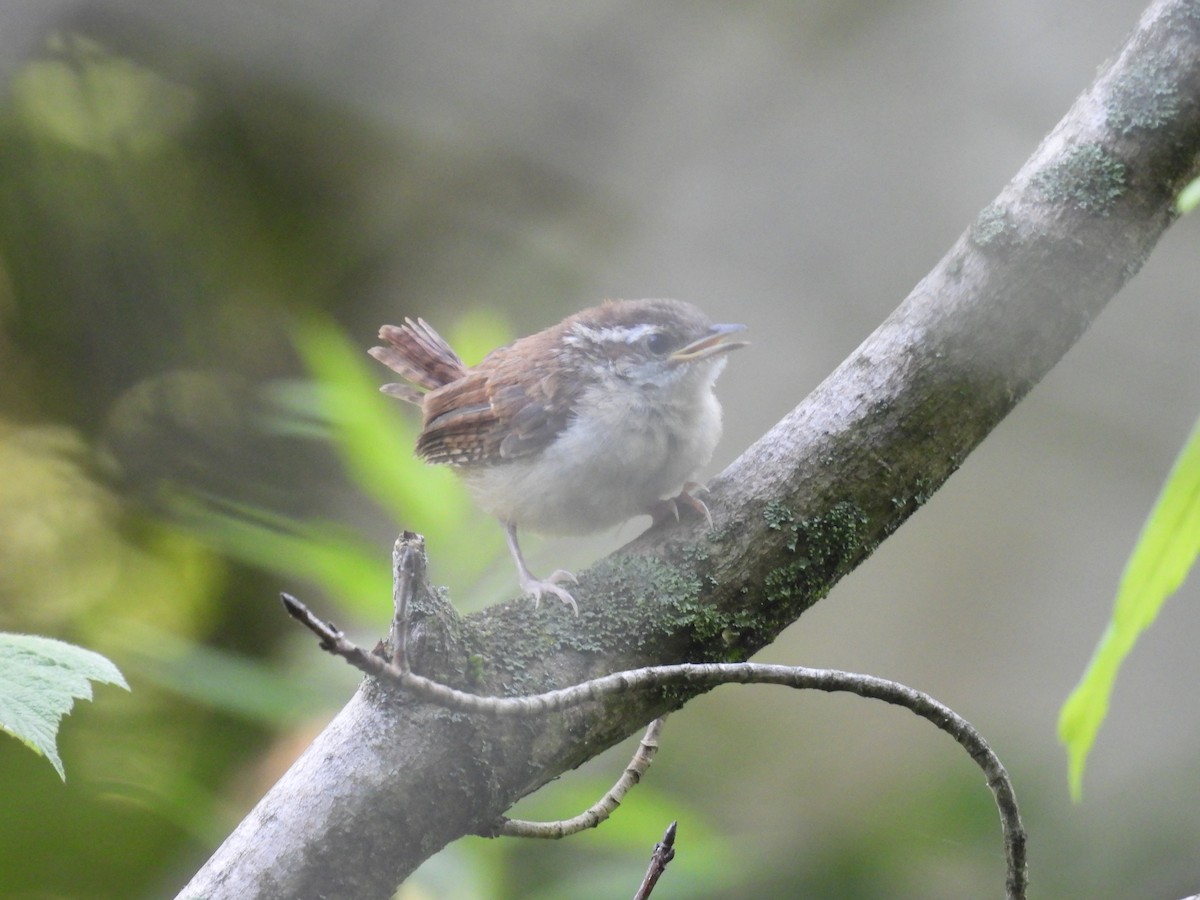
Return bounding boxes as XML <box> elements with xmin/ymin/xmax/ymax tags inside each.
<box><xmin>760</xmin><ymin>499</ymin><xmax>870</xmax><ymax>610</ymax></box>
<box><xmin>1107</xmin><ymin>61</ymin><xmax>1182</xmax><ymax>134</ymax></box>
<box><xmin>1032</xmin><ymin>144</ymin><xmax>1126</xmax><ymax>215</ymax></box>
<box><xmin>972</xmin><ymin>202</ymin><xmax>1016</xmax><ymax>249</ymax></box>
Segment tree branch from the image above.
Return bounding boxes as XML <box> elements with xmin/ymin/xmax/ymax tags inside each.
<box><xmin>284</xmin><ymin>576</ymin><xmax>1027</xmax><ymax>897</ymax></box>
<box><xmin>178</xmin><ymin>2</ymin><xmax>1200</xmax><ymax>897</ymax></box>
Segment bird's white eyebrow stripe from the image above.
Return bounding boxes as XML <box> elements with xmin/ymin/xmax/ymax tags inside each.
<box><xmin>564</xmin><ymin>323</ymin><xmax>658</xmax><ymax>346</ymax></box>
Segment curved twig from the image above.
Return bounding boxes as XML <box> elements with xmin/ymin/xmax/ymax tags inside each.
<box><xmin>493</xmin><ymin>716</ymin><xmax>668</xmax><ymax>839</ymax></box>
<box><xmin>282</xmin><ymin>591</ymin><xmax>1027</xmax><ymax>899</ymax></box>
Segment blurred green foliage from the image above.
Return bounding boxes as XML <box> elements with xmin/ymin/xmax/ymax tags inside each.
<box><xmin>1176</xmin><ymin>173</ymin><xmax>1200</xmax><ymax>214</ymax></box>
<box><xmin>11</xmin><ymin>34</ymin><xmax>197</xmax><ymax>160</ymax></box>
<box><xmin>0</xmin><ymin>28</ymin><xmax>519</xmax><ymax>899</ymax></box>
<box><xmin>0</xmin><ymin>22</ymin><xmax>624</xmax><ymax>899</ymax></box>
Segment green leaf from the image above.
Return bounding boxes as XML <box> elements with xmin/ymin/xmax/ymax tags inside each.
<box><xmin>1059</xmin><ymin>417</ymin><xmax>1200</xmax><ymax>799</ymax></box>
<box><xmin>116</xmin><ymin>624</ymin><xmax>349</xmax><ymax>726</ymax></box>
<box><xmin>288</xmin><ymin>315</ymin><xmax>473</xmax><ymax>538</ymax></box>
<box><xmin>11</xmin><ymin>34</ymin><xmax>196</xmax><ymax>159</ymax></box>
<box><xmin>173</xmin><ymin>493</ymin><xmax>390</xmax><ymax>619</ymax></box>
<box><xmin>1175</xmin><ymin>175</ymin><xmax>1200</xmax><ymax>215</ymax></box>
<box><xmin>282</xmin><ymin>315</ymin><xmax>504</xmax><ymax>593</ymax></box>
<box><xmin>0</xmin><ymin>633</ymin><xmax>130</xmax><ymax>780</ymax></box>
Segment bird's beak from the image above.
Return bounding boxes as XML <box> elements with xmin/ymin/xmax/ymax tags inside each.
<box><xmin>670</xmin><ymin>323</ymin><xmax>749</xmax><ymax>363</ymax></box>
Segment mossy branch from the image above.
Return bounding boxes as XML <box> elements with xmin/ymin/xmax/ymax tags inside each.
<box><xmin>283</xmin><ymin>572</ymin><xmax>1027</xmax><ymax>899</ymax></box>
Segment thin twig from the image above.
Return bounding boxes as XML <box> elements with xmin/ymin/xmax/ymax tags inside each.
<box><xmin>281</xmin><ymin>593</ymin><xmax>383</xmax><ymax>672</ymax></box>
<box><xmin>283</xmin><ymin>592</ymin><xmax>1027</xmax><ymax>898</ymax></box>
<box><xmin>495</xmin><ymin>716</ymin><xmax>667</xmax><ymax>838</ymax></box>
<box><xmin>633</xmin><ymin>820</ymin><xmax>677</xmax><ymax>900</ymax></box>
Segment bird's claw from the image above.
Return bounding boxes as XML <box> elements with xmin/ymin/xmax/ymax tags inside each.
<box><xmin>522</xmin><ymin>570</ymin><xmax>579</xmax><ymax>615</ymax></box>
<box><xmin>647</xmin><ymin>482</ymin><xmax>714</xmax><ymax>530</ymax></box>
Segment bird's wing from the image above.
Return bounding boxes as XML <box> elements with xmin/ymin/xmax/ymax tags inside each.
<box><xmin>416</xmin><ymin>339</ymin><xmax>577</xmax><ymax>465</ymax></box>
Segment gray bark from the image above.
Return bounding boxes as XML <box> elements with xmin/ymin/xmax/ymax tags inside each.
<box><xmin>178</xmin><ymin>1</ymin><xmax>1200</xmax><ymax>897</ymax></box>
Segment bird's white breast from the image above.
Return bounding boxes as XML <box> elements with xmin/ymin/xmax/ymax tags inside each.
<box><xmin>463</xmin><ymin>367</ymin><xmax>725</xmax><ymax>535</ymax></box>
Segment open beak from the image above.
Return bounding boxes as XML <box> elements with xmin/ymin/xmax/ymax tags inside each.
<box><xmin>670</xmin><ymin>323</ymin><xmax>749</xmax><ymax>363</ymax></box>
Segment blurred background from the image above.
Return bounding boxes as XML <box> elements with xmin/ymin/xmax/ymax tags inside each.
<box><xmin>1</xmin><ymin>1</ymin><xmax>1197</xmax><ymax>897</ymax></box>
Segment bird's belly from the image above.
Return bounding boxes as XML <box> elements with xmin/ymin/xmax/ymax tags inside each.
<box><xmin>462</xmin><ymin>404</ymin><xmax>717</xmax><ymax>535</ymax></box>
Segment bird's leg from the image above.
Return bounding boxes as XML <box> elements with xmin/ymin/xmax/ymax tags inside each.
<box><xmin>645</xmin><ymin>481</ymin><xmax>714</xmax><ymax>530</ymax></box>
<box><xmin>504</xmin><ymin>522</ymin><xmax>578</xmax><ymax>614</ymax></box>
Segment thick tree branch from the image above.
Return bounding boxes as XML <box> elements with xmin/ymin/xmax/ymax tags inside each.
<box><xmin>178</xmin><ymin>2</ymin><xmax>1200</xmax><ymax>897</ymax></box>
<box><xmin>285</xmin><ymin>571</ymin><xmax>1027</xmax><ymax>898</ymax></box>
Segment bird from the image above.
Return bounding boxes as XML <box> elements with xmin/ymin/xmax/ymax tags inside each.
<box><xmin>369</xmin><ymin>298</ymin><xmax>747</xmax><ymax>613</ymax></box>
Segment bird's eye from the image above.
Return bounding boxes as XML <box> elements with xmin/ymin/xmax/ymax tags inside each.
<box><xmin>645</xmin><ymin>332</ymin><xmax>672</xmax><ymax>356</ymax></box>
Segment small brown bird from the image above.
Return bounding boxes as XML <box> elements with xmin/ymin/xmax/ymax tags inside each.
<box><xmin>369</xmin><ymin>299</ymin><xmax>747</xmax><ymax>612</ymax></box>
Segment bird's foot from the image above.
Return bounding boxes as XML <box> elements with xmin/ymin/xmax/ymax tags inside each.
<box><xmin>505</xmin><ymin>523</ymin><xmax>580</xmax><ymax>614</ymax></box>
<box><xmin>520</xmin><ymin>569</ymin><xmax>579</xmax><ymax>615</ymax></box>
<box><xmin>646</xmin><ymin>482</ymin><xmax>714</xmax><ymax>530</ymax></box>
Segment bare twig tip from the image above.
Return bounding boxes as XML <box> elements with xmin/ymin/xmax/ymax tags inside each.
<box><xmin>280</xmin><ymin>592</ymin><xmax>303</xmax><ymax>617</ymax></box>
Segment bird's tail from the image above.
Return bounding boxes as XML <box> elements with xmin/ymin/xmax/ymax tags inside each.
<box><xmin>369</xmin><ymin>318</ymin><xmax>469</xmax><ymax>404</ymax></box>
